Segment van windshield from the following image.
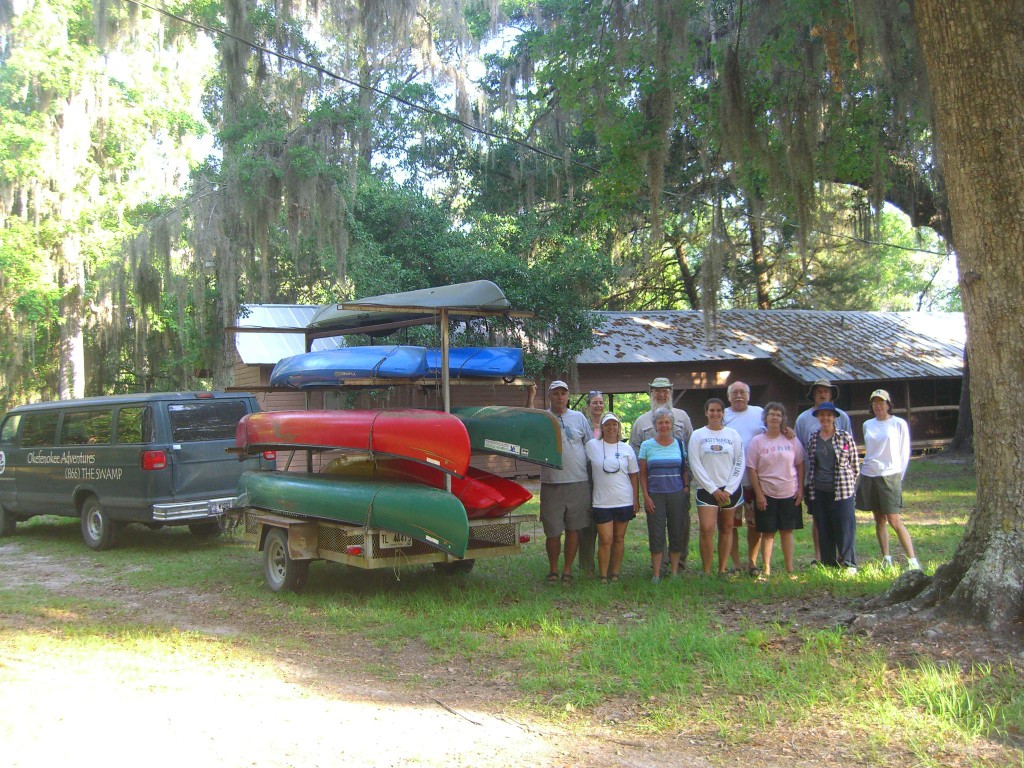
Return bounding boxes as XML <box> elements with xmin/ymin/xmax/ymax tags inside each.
<box><xmin>168</xmin><ymin>400</ymin><xmax>249</xmax><ymax>442</ymax></box>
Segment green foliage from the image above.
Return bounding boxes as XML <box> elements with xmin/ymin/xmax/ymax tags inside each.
<box><xmin>0</xmin><ymin>0</ymin><xmax>962</xmax><ymax>404</ymax></box>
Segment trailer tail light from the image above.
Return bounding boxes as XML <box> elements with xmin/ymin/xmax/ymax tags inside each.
<box><xmin>519</xmin><ymin>534</ymin><xmax>531</xmax><ymax>544</ymax></box>
<box><xmin>345</xmin><ymin>545</ymin><xmax>363</xmax><ymax>556</ymax></box>
<box><xmin>262</xmin><ymin>450</ymin><xmax>277</xmax><ymax>461</ymax></box>
<box><xmin>141</xmin><ymin>450</ymin><xmax>168</xmax><ymax>470</ymax></box>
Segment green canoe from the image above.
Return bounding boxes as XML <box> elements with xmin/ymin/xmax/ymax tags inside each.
<box><xmin>451</xmin><ymin>406</ymin><xmax>563</xmax><ymax>469</ymax></box>
<box><xmin>237</xmin><ymin>471</ymin><xmax>469</xmax><ymax>558</ymax></box>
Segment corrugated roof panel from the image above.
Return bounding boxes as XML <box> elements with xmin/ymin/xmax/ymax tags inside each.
<box><xmin>580</xmin><ymin>310</ymin><xmax>964</xmax><ymax>382</ymax></box>
<box><xmin>234</xmin><ymin>305</ymin><xmax>343</xmax><ymax>365</ymax></box>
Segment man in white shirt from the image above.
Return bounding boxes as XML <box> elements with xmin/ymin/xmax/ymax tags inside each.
<box><xmin>539</xmin><ymin>381</ymin><xmax>593</xmax><ymax>585</ymax></box>
<box><xmin>793</xmin><ymin>378</ymin><xmax>852</xmax><ymax>564</ymax></box>
<box><xmin>723</xmin><ymin>381</ymin><xmax>766</xmax><ymax>573</ymax></box>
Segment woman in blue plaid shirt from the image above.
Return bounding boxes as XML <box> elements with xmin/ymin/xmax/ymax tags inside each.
<box><xmin>806</xmin><ymin>402</ymin><xmax>860</xmax><ymax>572</ymax></box>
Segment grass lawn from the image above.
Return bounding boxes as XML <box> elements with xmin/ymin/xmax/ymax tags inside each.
<box><xmin>2</xmin><ymin>454</ymin><xmax>1021</xmax><ymax>766</ymax></box>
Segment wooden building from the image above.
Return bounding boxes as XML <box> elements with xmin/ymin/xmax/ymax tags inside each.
<box><xmin>573</xmin><ymin>310</ymin><xmax>965</xmax><ymax>449</ymax></box>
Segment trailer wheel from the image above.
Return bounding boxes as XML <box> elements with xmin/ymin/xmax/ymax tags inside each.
<box><xmin>0</xmin><ymin>503</ymin><xmax>16</xmax><ymax>537</ymax></box>
<box><xmin>432</xmin><ymin>559</ymin><xmax>475</xmax><ymax>575</ymax></box>
<box><xmin>81</xmin><ymin>496</ymin><xmax>119</xmax><ymax>551</ymax></box>
<box><xmin>263</xmin><ymin>528</ymin><xmax>310</xmax><ymax>593</ymax></box>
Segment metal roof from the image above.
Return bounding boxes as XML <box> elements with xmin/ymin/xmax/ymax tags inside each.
<box><xmin>580</xmin><ymin>310</ymin><xmax>965</xmax><ymax>382</ymax></box>
<box><xmin>233</xmin><ymin>305</ymin><xmax>343</xmax><ymax>365</ymax></box>
<box><xmin>235</xmin><ymin>305</ymin><xmax>965</xmax><ymax>382</ymax></box>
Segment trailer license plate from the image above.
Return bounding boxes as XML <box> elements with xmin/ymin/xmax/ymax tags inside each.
<box><xmin>380</xmin><ymin>531</ymin><xmax>413</xmax><ymax>549</ymax></box>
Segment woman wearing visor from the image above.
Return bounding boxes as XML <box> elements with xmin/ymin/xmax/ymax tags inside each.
<box><xmin>585</xmin><ymin>412</ymin><xmax>639</xmax><ymax>583</ymax></box>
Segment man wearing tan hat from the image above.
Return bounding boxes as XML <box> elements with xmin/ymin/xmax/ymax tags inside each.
<box><xmin>539</xmin><ymin>380</ymin><xmax>593</xmax><ymax>585</ymax></box>
<box><xmin>794</xmin><ymin>378</ymin><xmax>852</xmax><ymax>564</ymax></box>
<box><xmin>629</xmin><ymin>377</ymin><xmax>694</xmax><ymax>452</ymax></box>
<box><xmin>629</xmin><ymin>377</ymin><xmax>694</xmax><ymax>571</ymax></box>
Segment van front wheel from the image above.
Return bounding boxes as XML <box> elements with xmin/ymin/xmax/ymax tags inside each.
<box><xmin>263</xmin><ymin>528</ymin><xmax>310</xmax><ymax>593</ymax></box>
<box><xmin>0</xmin><ymin>503</ymin><xmax>16</xmax><ymax>537</ymax></box>
<box><xmin>81</xmin><ymin>497</ymin><xmax>119</xmax><ymax>551</ymax></box>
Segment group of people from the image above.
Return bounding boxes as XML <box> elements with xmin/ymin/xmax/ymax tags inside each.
<box><xmin>539</xmin><ymin>376</ymin><xmax>921</xmax><ymax>584</ymax></box>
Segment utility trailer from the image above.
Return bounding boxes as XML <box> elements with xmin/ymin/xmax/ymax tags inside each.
<box><xmin>224</xmin><ymin>281</ymin><xmax>548</xmax><ymax>593</ymax></box>
<box><xmin>223</xmin><ymin>506</ymin><xmax>533</xmax><ymax>592</ymax></box>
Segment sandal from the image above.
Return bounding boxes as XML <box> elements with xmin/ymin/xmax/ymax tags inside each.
<box><xmin>545</xmin><ymin>572</ymin><xmax>559</xmax><ymax>584</ymax></box>
<box><xmin>599</xmin><ymin>576</ymin><xmax>609</xmax><ymax>585</ymax></box>
<box><xmin>560</xmin><ymin>573</ymin><xmax>572</xmax><ymax>585</ymax></box>
<box><xmin>609</xmin><ymin>574</ymin><xmax>620</xmax><ymax>583</ymax></box>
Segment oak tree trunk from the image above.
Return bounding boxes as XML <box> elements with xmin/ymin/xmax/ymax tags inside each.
<box><xmin>909</xmin><ymin>0</ymin><xmax>1024</xmax><ymax>631</ymax></box>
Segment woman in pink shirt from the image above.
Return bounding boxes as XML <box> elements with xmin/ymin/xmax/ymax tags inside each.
<box><xmin>745</xmin><ymin>403</ymin><xmax>805</xmax><ymax>580</ymax></box>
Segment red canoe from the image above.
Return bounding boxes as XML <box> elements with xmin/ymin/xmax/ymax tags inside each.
<box><xmin>320</xmin><ymin>459</ymin><xmax>533</xmax><ymax>518</ymax></box>
<box><xmin>466</xmin><ymin>467</ymin><xmax>534</xmax><ymax>516</ymax></box>
<box><xmin>322</xmin><ymin>457</ymin><xmax>504</xmax><ymax>519</ymax></box>
<box><xmin>235</xmin><ymin>410</ymin><xmax>471</xmax><ymax>477</ymax></box>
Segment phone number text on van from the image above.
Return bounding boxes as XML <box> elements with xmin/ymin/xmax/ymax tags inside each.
<box><xmin>64</xmin><ymin>466</ymin><xmax>123</xmax><ymax>480</ymax></box>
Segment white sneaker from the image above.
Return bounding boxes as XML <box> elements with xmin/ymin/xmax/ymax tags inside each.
<box><xmin>846</xmin><ymin>566</ymin><xmax>858</xmax><ymax>576</ymax></box>
<box><xmin>908</xmin><ymin>557</ymin><xmax>921</xmax><ymax>571</ymax></box>
<box><xmin>883</xmin><ymin>555</ymin><xmax>894</xmax><ymax>567</ymax></box>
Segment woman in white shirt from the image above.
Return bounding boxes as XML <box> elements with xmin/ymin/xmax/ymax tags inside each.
<box><xmin>688</xmin><ymin>398</ymin><xmax>745</xmax><ymax>575</ymax></box>
<box><xmin>585</xmin><ymin>412</ymin><xmax>639</xmax><ymax>583</ymax></box>
<box><xmin>855</xmin><ymin>389</ymin><xmax>920</xmax><ymax>570</ymax></box>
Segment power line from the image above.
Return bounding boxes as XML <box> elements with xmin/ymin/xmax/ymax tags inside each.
<box><xmin>123</xmin><ymin>0</ymin><xmax>951</xmax><ymax>259</ymax></box>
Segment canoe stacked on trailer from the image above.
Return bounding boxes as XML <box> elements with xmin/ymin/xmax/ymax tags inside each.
<box><xmin>269</xmin><ymin>345</ymin><xmax>525</xmax><ymax>388</ymax></box>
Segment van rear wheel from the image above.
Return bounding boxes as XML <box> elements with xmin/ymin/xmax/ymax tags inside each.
<box><xmin>0</xmin><ymin>503</ymin><xmax>16</xmax><ymax>537</ymax></box>
<box><xmin>81</xmin><ymin>497</ymin><xmax>119</xmax><ymax>551</ymax></box>
<box><xmin>263</xmin><ymin>527</ymin><xmax>310</xmax><ymax>593</ymax></box>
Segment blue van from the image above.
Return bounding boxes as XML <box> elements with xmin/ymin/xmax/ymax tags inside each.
<box><xmin>0</xmin><ymin>392</ymin><xmax>273</xmax><ymax>549</ymax></box>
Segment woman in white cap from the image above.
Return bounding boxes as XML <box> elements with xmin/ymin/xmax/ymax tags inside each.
<box><xmin>856</xmin><ymin>389</ymin><xmax>921</xmax><ymax>570</ymax></box>
<box><xmin>584</xmin><ymin>412</ymin><xmax>640</xmax><ymax>583</ymax></box>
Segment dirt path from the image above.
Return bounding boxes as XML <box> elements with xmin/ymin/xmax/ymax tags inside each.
<box><xmin>1</xmin><ymin>539</ymin><xmax>1018</xmax><ymax>767</ymax></box>
<box><xmin>0</xmin><ymin>541</ymin><xmax>707</xmax><ymax>768</ymax></box>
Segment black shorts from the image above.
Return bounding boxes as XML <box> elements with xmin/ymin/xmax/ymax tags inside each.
<box><xmin>755</xmin><ymin>496</ymin><xmax>803</xmax><ymax>533</ymax></box>
<box><xmin>695</xmin><ymin>487</ymin><xmax>743</xmax><ymax>510</ymax></box>
<box><xmin>593</xmin><ymin>505</ymin><xmax>637</xmax><ymax>525</ymax></box>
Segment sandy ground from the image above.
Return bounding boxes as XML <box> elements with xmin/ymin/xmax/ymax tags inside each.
<box><xmin>1</xmin><ymin>530</ymin><xmax>1020</xmax><ymax>767</ymax></box>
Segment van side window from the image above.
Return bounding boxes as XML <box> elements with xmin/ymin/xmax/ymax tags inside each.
<box><xmin>20</xmin><ymin>412</ymin><xmax>60</xmax><ymax>447</ymax></box>
<box><xmin>168</xmin><ymin>400</ymin><xmax>248</xmax><ymax>442</ymax></box>
<box><xmin>0</xmin><ymin>414</ymin><xmax>21</xmax><ymax>443</ymax></box>
<box><xmin>61</xmin><ymin>410</ymin><xmax>113</xmax><ymax>445</ymax></box>
<box><xmin>116</xmin><ymin>406</ymin><xmax>154</xmax><ymax>444</ymax></box>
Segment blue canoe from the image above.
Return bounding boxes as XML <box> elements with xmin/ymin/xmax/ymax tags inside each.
<box><xmin>270</xmin><ymin>346</ymin><xmax>429</xmax><ymax>387</ymax></box>
<box><xmin>425</xmin><ymin>347</ymin><xmax>525</xmax><ymax>379</ymax></box>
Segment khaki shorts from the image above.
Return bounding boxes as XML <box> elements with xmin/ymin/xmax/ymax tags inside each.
<box><xmin>855</xmin><ymin>474</ymin><xmax>904</xmax><ymax>515</ymax></box>
<box><xmin>540</xmin><ymin>481</ymin><xmax>592</xmax><ymax>537</ymax></box>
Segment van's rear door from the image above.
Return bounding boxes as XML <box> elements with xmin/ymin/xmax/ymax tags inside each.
<box><xmin>165</xmin><ymin>397</ymin><xmax>262</xmax><ymax>503</ymax></box>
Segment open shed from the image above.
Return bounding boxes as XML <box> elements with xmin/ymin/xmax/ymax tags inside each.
<box><xmin>576</xmin><ymin>310</ymin><xmax>965</xmax><ymax>448</ymax></box>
